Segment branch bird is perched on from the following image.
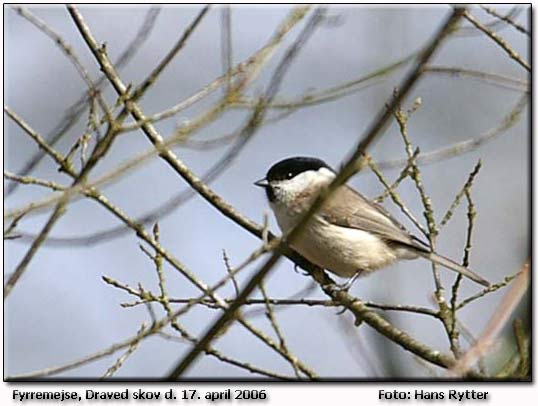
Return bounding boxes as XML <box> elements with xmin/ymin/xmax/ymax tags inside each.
<box><xmin>255</xmin><ymin>157</ymin><xmax>490</xmax><ymax>289</ymax></box>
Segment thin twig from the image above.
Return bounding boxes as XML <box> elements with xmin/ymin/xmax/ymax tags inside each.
<box><xmin>4</xmin><ymin>193</ymin><xmax>70</xmax><ymax>298</ymax></box>
<box><xmin>449</xmin><ymin>182</ymin><xmax>479</xmax><ymax>358</ymax></box>
<box><xmin>10</xmin><ymin>6</ymin><xmax>112</xmax><ymax>119</ymax></box>
<box><xmin>223</xmin><ymin>250</ymin><xmax>240</xmax><ymax>297</ymax></box>
<box><xmin>4</xmin><ymin>106</ymin><xmax>75</xmax><ymax>175</ymax></box>
<box><xmin>440</xmin><ymin>160</ymin><xmax>482</xmax><ymax>228</ymax></box>
<box><xmin>131</xmin><ymin>6</ymin><xmax>210</xmax><ymax>101</ymax></box>
<box><xmin>167</xmin><ymin>8</ymin><xmax>467</xmax><ymax>379</ymax></box>
<box><xmin>456</xmin><ymin>6</ymin><xmax>522</xmax><ymax>37</ymax></box>
<box><xmin>361</xmin><ymin>93</ymin><xmax>528</xmax><ymax>172</ymax></box>
<box><xmin>221</xmin><ymin>5</ymin><xmax>233</xmax><ymax>94</ymax></box>
<box><xmin>365</xmin><ymin>152</ymin><xmax>428</xmax><ymax>236</ymax></box>
<box><xmin>463</xmin><ymin>10</ymin><xmax>530</xmax><ymax>72</ymax></box>
<box><xmin>119</xmin><ymin>291</ymin><xmax>439</xmax><ymax>318</ymax></box>
<box><xmin>11</xmin><ymin>65</ymin><xmax>386</xmax><ymax>245</ymax></box>
<box><xmin>3</xmin><ymin>171</ymin><xmax>66</xmax><ymax>192</ymax></box>
<box><xmin>373</xmin><ymin>149</ymin><xmax>418</xmax><ymax>203</ymax></box>
<box><xmin>6</xmin><ymin>7</ymin><xmax>161</xmax><ymax>196</ymax></box>
<box><xmin>424</xmin><ymin>65</ymin><xmax>528</xmax><ymax>92</ymax></box>
<box><xmin>392</xmin><ymin>95</ymin><xmax>443</xmax><ymax>294</ymax></box>
<box><xmin>259</xmin><ymin>281</ymin><xmax>301</xmax><ymax>378</ymax></box>
<box><xmin>140</xmin><ymin>224</ymin><xmax>294</xmax><ymax>380</ymax></box>
<box><xmin>8</xmin><ymin>6</ymin><xmax>310</xmax><ymax>224</ymax></box>
<box><xmin>448</xmin><ymin>259</ymin><xmax>529</xmax><ymax>376</ymax></box>
<box><xmin>480</xmin><ymin>6</ymin><xmax>529</xmax><ymax>36</ymax></box>
<box><xmin>101</xmin><ymin>323</ymin><xmax>147</xmax><ymax>379</ymax></box>
<box><xmin>456</xmin><ymin>272</ymin><xmax>522</xmax><ymax>310</ymax></box>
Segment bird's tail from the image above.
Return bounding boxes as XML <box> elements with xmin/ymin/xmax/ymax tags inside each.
<box><xmin>416</xmin><ymin>251</ymin><xmax>490</xmax><ymax>287</ymax></box>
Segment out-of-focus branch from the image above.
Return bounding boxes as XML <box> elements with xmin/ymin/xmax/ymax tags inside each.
<box><xmin>5</xmin><ymin>106</ymin><xmax>315</xmax><ymax>378</ymax></box>
<box><xmin>463</xmin><ymin>10</ymin><xmax>530</xmax><ymax>72</ymax></box>
<box><xmin>424</xmin><ymin>65</ymin><xmax>528</xmax><ymax>92</ymax></box>
<box><xmin>134</xmin><ymin>225</ymin><xmax>297</xmax><ymax>380</ymax></box>
<box><xmin>67</xmin><ymin>6</ymin><xmax>321</xmax><ymax>379</ymax></box>
<box><xmin>167</xmin><ymin>7</ymin><xmax>467</xmax><ymax>379</ymax></box>
<box><xmin>6</xmin><ymin>6</ymin><xmax>160</xmax><ymax>196</ymax></box>
<box><xmin>101</xmin><ymin>323</ymin><xmax>146</xmax><ymax>379</ymax></box>
<box><xmin>448</xmin><ymin>259</ymin><xmax>529</xmax><ymax>377</ymax></box>
<box><xmin>374</xmin><ymin>93</ymin><xmax>528</xmax><ymax>171</ymax></box>
<box><xmin>131</xmin><ymin>6</ymin><xmax>210</xmax><ymax>101</ymax></box>
<box><xmin>4</xmin><ymin>101</ymin><xmax>123</xmax><ymax>299</ymax></box>
<box><xmin>480</xmin><ymin>6</ymin><xmax>529</xmax><ymax>36</ymax></box>
<box><xmin>9</xmin><ymin>51</ymin><xmax>398</xmax><ymax>244</ymax></box>
<box><xmin>221</xmin><ymin>6</ymin><xmax>233</xmax><ymax>94</ymax></box>
<box><xmin>4</xmin><ymin>5</ymin><xmax>212</xmax><ymax>299</ymax></box>
<box><xmin>9</xmin><ymin>6</ymin><xmax>112</xmax><ymax>119</ymax></box>
<box><xmin>456</xmin><ymin>6</ymin><xmax>523</xmax><ymax>36</ymax></box>
<box><xmin>511</xmin><ymin>319</ymin><xmax>530</xmax><ymax>377</ymax></box>
<box><xmin>12</xmin><ymin>49</ymin><xmax>527</xmax><ymax>246</ymax></box>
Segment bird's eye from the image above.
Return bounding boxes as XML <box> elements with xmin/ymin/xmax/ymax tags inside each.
<box><xmin>286</xmin><ymin>172</ymin><xmax>293</xmax><ymax>179</ymax></box>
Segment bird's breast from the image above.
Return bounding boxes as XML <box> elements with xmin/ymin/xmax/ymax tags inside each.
<box><xmin>271</xmin><ymin>204</ymin><xmax>398</xmax><ymax>278</ymax></box>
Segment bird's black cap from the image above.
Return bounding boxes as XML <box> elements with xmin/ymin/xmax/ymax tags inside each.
<box><xmin>265</xmin><ymin>157</ymin><xmax>330</xmax><ymax>182</ymax></box>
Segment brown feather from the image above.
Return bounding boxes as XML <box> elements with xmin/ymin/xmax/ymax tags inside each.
<box><xmin>321</xmin><ymin>185</ymin><xmax>419</xmax><ymax>248</ymax></box>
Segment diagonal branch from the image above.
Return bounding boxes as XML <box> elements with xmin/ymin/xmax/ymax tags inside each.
<box><xmin>463</xmin><ymin>10</ymin><xmax>530</xmax><ymax>72</ymax></box>
<box><xmin>6</xmin><ymin>6</ymin><xmax>160</xmax><ymax>195</ymax></box>
<box><xmin>166</xmin><ymin>7</ymin><xmax>467</xmax><ymax>379</ymax></box>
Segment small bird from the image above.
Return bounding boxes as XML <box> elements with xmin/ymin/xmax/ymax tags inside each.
<box><xmin>254</xmin><ymin>156</ymin><xmax>490</xmax><ymax>289</ymax></box>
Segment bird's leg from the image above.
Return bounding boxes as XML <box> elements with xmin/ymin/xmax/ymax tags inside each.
<box><xmin>293</xmin><ymin>264</ymin><xmax>310</xmax><ymax>276</ymax></box>
<box><xmin>335</xmin><ymin>270</ymin><xmax>363</xmax><ymax>292</ymax></box>
<box><xmin>332</xmin><ymin>270</ymin><xmax>363</xmax><ymax>315</ymax></box>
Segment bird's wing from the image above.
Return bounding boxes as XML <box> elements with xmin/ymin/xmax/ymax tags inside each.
<box><xmin>320</xmin><ymin>185</ymin><xmax>427</xmax><ymax>249</ymax></box>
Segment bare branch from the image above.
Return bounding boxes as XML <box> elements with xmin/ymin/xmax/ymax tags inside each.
<box><xmin>448</xmin><ymin>259</ymin><xmax>529</xmax><ymax>377</ymax></box>
<box><xmin>463</xmin><ymin>10</ymin><xmax>530</xmax><ymax>72</ymax></box>
<box><xmin>457</xmin><ymin>272</ymin><xmax>522</xmax><ymax>310</ymax></box>
<box><xmin>4</xmin><ymin>171</ymin><xmax>66</xmax><ymax>192</ymax></box>
<box><xmin>480</xmin><ymin>6</ymin><xmax>529</xmax><ymax>36</ymax></box>
<box><xmin>167</xmin><ymin>7</ymin><xmax>467</xmax><ymax>379</ymax></box>
<box><xmin>374</xmin><ymin>93</ymin><xmax>528</xmax><ymax>171</ymax></box>
<box><xmin>221</xmin><ymin>6</ymin><xmax>233</xmax><ymax>94</ymax></box>
<box><xmin>131</xmin><ymin>6</ymin><xmax>210</xmax><ymax>101</ymax></box>
<box><xmin>9</xmin><ymin>6</ymin><xmax>112</xmax><ymax>118</ymax></box>
<box><xmin>101</xmin><ymin>323</ymin><xmax>146</xmax><ymax>379</ymax></box>
<box><xmin>6</xmin><ymin>6</ymin><xmax>160</xmax><ymax>195</ymax></box>
<box><xmin>424</xmin><ymin>65</ymin><xmax>528</xmax><ymax>92</ymax></box>
<box><xmin>259</xmin><ymin>281</ymin><xmax>302</xmax><ymax>378</ymax></box>
<box><xmin>456</xmin><ymin>6</ymin><xmax>523</xmax><ymax>36</ymax></box>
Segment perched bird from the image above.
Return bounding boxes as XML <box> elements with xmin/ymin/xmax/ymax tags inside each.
<box><xmin>254</xmin><ymin>156</ymin><xmax>490</xmax><ymax>289</ymax></box>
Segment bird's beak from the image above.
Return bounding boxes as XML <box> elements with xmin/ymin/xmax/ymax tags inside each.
<box><xmin>254</xmin><ymin>178</ymin><xmax>269</xmax><ymax>188</ymax></box>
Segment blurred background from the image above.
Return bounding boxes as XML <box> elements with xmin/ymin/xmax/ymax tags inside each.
<box><xmin>4</xmin><ymin>5</ymin><xmax>530</xmax><ymax>378</ymax></box>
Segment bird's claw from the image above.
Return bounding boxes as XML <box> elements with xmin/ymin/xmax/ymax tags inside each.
<box><xmin>293</xmin><ymin>264</ymin><xmax>310</xmax><ymax>276</ymax></box>
<box><xmin>335</xmin><ymin>305</ymin><xmax>348</xmax><ymax>315</ymax></box>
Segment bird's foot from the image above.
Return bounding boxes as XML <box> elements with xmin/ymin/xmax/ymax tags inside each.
<box><xmin>334</xmin><ymin>271</ymin><xmax>362</xmax><ymax>292</ymax></box>
<box><xmin>293</xmin><ymin>264</ymin><xmax>310</xmax><ymax>276</ymax></box>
